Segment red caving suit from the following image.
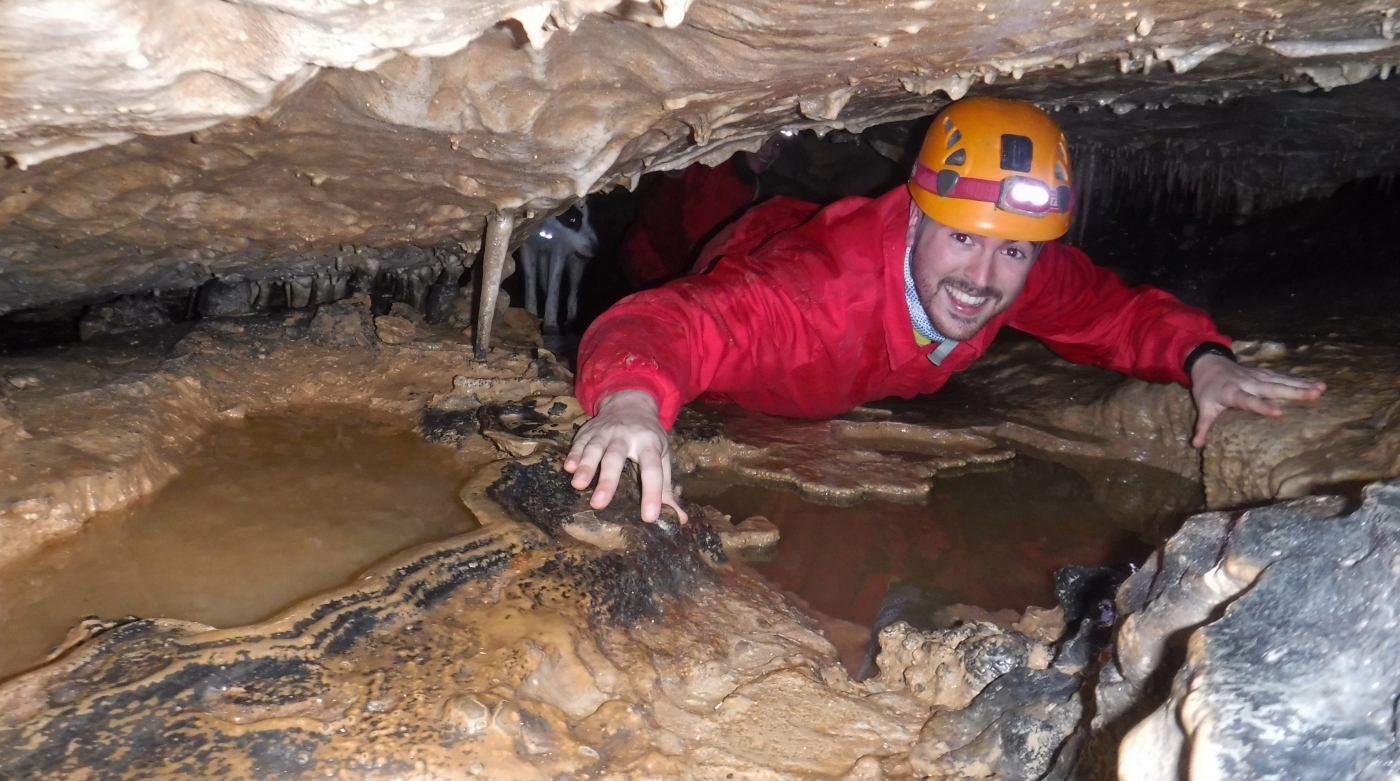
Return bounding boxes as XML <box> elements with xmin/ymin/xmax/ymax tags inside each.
<box><xmin>579</xmin><ymin>185</ymin><xmax>1230</xmax><ymax>428</ymax></box>
<box><xmin>618</xmin><ymin>160</ymin><xmax>757</xmax><ymax>288</ymax></box>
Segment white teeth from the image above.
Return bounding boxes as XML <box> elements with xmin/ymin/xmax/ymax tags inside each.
<box><xmin>947</xmin><ymin>287</ymin><xmax>989</xmax><ymax>306</ymax></box>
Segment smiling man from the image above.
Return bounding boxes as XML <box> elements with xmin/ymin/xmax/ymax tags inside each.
<box><xmin>566</xmin><ymin>97</ymin><xmax>1325</xmax><ymax>522</ymax></box>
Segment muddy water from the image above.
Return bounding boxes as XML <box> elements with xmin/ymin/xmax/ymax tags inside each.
<box><xmin>688</xmin><ymin>454</ymin><xmax>1201</xmax><ymax>627</ymax></box>
<box><xmin>0</xmin><ymin>414</ymin><xmax>481</xmax><ymax>682</ymax></box>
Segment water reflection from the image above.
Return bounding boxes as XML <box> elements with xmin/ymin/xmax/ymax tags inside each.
<box><xmin>687</xmin><ymin>455</ymin><xmax>1197</xmax><ymax>626</ymax></box>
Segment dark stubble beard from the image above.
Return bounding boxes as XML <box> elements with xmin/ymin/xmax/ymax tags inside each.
<box><xmin>917</xmin><ymin>276</ymin><xmax>1005</xmax><ymax>341</ymax></box>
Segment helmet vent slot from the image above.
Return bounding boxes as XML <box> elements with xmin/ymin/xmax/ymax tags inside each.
<box><xmin>1000</xmin><ymin>134</ymin><xmax>1033</xmax><ymax>173</ymax></box>
<box><xmin>1054</xmin><ymin>162</ymin><xmax>1067</xmax><ymax>181</ymax></box>
<box><xmin>943</xmin><ymin>117</ymin><xmax>954</xmax><ymax>132</ymax></box>
<box><xmin>946</xmin><ymin>129</ymin><xmax>962</xmax><ymax>148</ymax></box>
<box><xmin>944</xmin><ymin>149</ymin><xmax>966</xmax><ymax>166</ymax></box>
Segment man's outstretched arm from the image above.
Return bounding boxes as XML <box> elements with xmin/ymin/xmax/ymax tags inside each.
<box><xmin>1010</xmin><ymin>244</ymin><xmax>1325</xmax><ymax>447</ymax></box>
<box><xmin>567</xmin><ymin>198</ymin><xmax>829</xmax><ymax>522</ymax></box>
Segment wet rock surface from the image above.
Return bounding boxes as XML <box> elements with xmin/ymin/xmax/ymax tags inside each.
<box><xmin>3</xmin><ymin>0</ymin><xmax>1400</xmax><ymax>312</ymax></box>
<box><xmin>672</xmin><ymin>402</ymin><xmax>1018</xmax><ymax>506</ymax></box>
<box><xmin>3</xmin><ymin>291</ymin><xmax>1400</xmax><ymax>777</ymax></box>
<box><xmin>0</xmin><ymin>297</ymin><xmax>568</xmax><ymax>571</ymax></box>
<box><xmin>0</xmin><ymin>396</ymin><xmax>1110</xmax><ymax>780</ymax></box>
<box><xmin>1087</xmin><ymin>482</ymin><xmax>1400</xmax><ymax>781</ymax></box>
<box><xmin>1203</xmin><ymin>339</ymin><xmax>1400</xmax><ymax>508</ymax></box>
<box><xmin>828</xmin><ymin>333</ymin><xmax>1400</xmax><ymax>513</ymax></box>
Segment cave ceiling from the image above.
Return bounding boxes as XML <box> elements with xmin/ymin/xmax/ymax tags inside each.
<box><xmin>2</xmin><ymin>0</ymin><xmax>1400</xmax><ymax>314</ymax></box>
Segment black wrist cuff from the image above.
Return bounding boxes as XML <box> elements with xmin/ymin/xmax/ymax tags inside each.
<box><xmin>1184</xmin><ymin>341</ymin><xmax>1237</xmax><ymax>377</ymax></box>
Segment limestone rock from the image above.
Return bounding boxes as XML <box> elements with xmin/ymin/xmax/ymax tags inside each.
<box><xmin>718</xmin><ymin>514</ymin><xmax>781</xmax><ymax>559</ymax></box>
<box><xmin>0</xmin><ymin>411</ymin><xmax>30</xmax><ymax>450</ymax></box>
<box><xmin>77</xmin><ymin>296</ymin><xmax>172</xmax><ymax>341</ymax></box>
<box><xmin>309</xmin><ymin>298</ymin><xmax>375</xmax><ymax>348</ymax></box>
<box><xmin>0</xmin><ymin>310</ymin><xmax>565</xmax><ymax>572</ymax></box>
<box><xmin>870</xmin><ymin>621</ymin><xmax>1052</xmax><ymax>712</ymax></box>
<box><xmin>867</xmin><ymin>618</ymin><xmax>1087</xmax><ymax>780</ymax></box>
<box><xmin>2</xmin><ymin>0</ymin><xmax>1399</xmax><ymax>315</ymax></box>
<box><xmin>0</xmin><ymin>443</ymin><xmax>925</xmax><ymax>780</ymax></box>
<box><xmin>372</xmin><ymin>314</ymin><xmax>417</xmax><ymax>344</ymax></box>
<box><xmin>1204</xmin><ymin>341</ymin><xmax>1400</xmax><ymax>507</ymax></box>
<box><xmin>1100</xmin><ymin>486</ymin><xmax>1400</xmax><ymax>780</ymax></box>
<box><xmin>910</xmin><ymin>667</ymin><xmax>1082</xmax><ymax>780</ymax></box>
<box><xmin>386</xmin><ymin>301</ymin><xmax>426</xmax><ymax>325</ymax></box>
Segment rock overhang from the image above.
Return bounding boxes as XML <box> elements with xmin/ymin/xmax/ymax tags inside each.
<box><xmin>2</xmin><ymin>0</ymin><xmax>1400</xmax><ymax>314</ymax></box>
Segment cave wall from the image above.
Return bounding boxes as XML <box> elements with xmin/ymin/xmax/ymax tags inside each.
<box><xmin>3</xmin><ymin>0</ymin><xmax>1400</xmax><ymax>314</ymax></box>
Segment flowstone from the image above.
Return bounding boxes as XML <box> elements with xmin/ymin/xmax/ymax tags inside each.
<box><xmin>0</xmin><ymin>397</ymin><xmax>1114</xmax><ymax>780</ymax></box>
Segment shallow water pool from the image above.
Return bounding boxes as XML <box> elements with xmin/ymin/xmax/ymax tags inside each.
<box><xmin>687</xmin><ymin>453</ymin><xmax>1200</xmax><ymax>626</ymax></box>
<box><xmin>0</xmin><ymin>414</ymin><xmax>480</xmax><ymax>681</ymax></box>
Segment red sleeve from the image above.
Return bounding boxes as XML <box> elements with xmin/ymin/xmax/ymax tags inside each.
<box><xmin>577</xmin><ymin>198</ymin><xmax>825</xmax><ymax>427</ymax></box>
<box><xmin>1008</xmin><ymin>244</ymin><xmax>1231</xmax><ymax>387</ymax></box>
<box><xmin>575</xmin><ymin>268</ymin><xmax>789</xmax><ymax>428</ymax></box>
<box><xmin>618</xmin><ymin>162</ymin><xmax>757</xmax><ymax>289</ymax></box>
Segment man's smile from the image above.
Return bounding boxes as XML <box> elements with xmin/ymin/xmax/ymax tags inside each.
<box><xmin>937</xmin><ymin>280</ymin><xmax>1001</xmax><ymax>321</ymax></box>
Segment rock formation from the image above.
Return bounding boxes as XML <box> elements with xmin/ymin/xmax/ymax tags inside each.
<box><xmin>3</xmin><ymin>0</ymin><xmax>1400</xmax><ymax>330</ymax></box>
<box><xmin>1095</xmin><ymin>482</ymin><xmax>1400</xmax><ymax>781</ymax></box>
<box><xmin>3</xmin><ymin>2</ymin><xmax>1400</xmax><ymax>776</ymax></box>
<box><xmin>0</xmin><ymin>295</ymin><xmax>566</xmax><ymax>570</ymax></box>
<box><xmin>0</xmin><ymin>397</ymin><xmax>1101</xmax><ymax>780</ymax></box>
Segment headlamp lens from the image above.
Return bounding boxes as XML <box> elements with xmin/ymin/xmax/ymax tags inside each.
<box><xmin>1008</xmin><ymin>181</ymin><xmax>1050</xmax><ymax>207</ymax></box>
<box><xmin>997</xmin><ymin>176</ymin><xmax>1055</xmax><ymax>216</ymax></box>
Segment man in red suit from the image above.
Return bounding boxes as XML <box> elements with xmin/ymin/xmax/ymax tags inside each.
<box><xmin>567</xmin><ymin>98</ymin><xmax>1326</xmax><ymax>522</ymax></box>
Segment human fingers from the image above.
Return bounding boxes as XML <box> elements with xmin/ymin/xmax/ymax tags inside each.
<box><xmin>1228</xmin><ymin>388</ymin><xmax>1283</xmax><ymax>418</ymax></box>
<box><xmin>1246</xmin><ymin>370</ymin><xmax>1327</xmax><ymax>392</ymax></box>
<box><xmin>590</xmin><ymin>441</ymin><xmax>631</xmax><ymax>511</ymax></box>
<box><xmin>1192</xmin><ymin>401</ymin><xmax>1222</xmax><ymax>449</ymax></box>
<box><xmin>1244</xmin><ymin>379</ymin><xmax>1326</xmax><ymax>402</ymax></box>
<box><xmin>661</xmin><ymin>455</ymin><xmax>688</xmax><ymax>525</ymax></box>
<box><xmin>569</xmin><ymin>436</ymin><xmax>607</xmax><ymax>490</ymax></box>
<box><xmin>637</xmin><ymin>441</ymin><xmax>665</xmax><ymax>523</ymax></box>
<box><xmin>564</xmin><ymin>429</ymin><xmax>592</xmax><ymax>474</ymax></box>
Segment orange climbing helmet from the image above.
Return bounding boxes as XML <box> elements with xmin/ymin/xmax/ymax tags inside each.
<box><xmin>908</xmin><ymin>97</ymin><xmax>1073</xmax><ymax>242</ymax></box>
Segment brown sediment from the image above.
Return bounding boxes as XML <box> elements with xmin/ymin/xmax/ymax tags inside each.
<box><xmin>686</xmin><ymin>457</ymin><xmax>1172</xmax><ymax>629</ymax></box>
<box><xmin>0</xmin><ymin>414</ymin><xmax>492</xmax><ymax>682</ymax></box>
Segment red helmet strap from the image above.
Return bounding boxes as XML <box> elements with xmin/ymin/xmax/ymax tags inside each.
<box><xmin>912</xmin><ymin>162</ymin><xmax>1073</xmax><ymax>215</ymax></box>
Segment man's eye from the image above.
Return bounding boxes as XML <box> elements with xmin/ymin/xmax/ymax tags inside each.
<box><xmin>1005</xmin><ymin>248</ymin><xmax>1025</xmax><ymax>259</ymax></box>
<box><xmin>951</xmin><ymin>233</ymin><xmax>971</xmax><ymax>244</ymax></box>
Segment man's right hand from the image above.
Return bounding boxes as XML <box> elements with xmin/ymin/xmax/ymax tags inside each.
<box><xmin>564</xmin><ymin>389</ymin><xmax>687</xmax><ymax>524</ymax></box>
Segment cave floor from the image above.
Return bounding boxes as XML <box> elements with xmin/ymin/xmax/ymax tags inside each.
<box><xmin>0</xmin><ymin>295</ymin><xmax>1398</xmax><ymax>779</ymax></box>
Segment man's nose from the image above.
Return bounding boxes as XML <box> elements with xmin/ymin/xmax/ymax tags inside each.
<box><xmin>963</xmin><ymin>250</ymin><xmax>995</xmax><ymax>288</ymax></box>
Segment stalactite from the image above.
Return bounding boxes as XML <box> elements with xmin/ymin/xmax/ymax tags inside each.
<box><xmin>1066</xmin><ymin>126</ymin><xmax>1399</xmax><ymax>235</ymax></box>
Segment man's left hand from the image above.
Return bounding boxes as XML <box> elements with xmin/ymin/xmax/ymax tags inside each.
<box><xmin>1190</xmin><ymin>353</ymin><xmax>1326</xmax><ymax>448</ymax></box>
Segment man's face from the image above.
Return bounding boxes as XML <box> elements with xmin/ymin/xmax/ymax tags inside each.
<box><xmin>908</xmin><ymin>213</ymin><xmax>1039</xmax><ymax>341</ymax></box>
